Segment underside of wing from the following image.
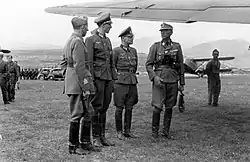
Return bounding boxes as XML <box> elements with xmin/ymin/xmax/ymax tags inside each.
<box><xmin>45</xmin><ymin>0</ymin><xmax>250</xmax><ymax>24</ymax></box>
<box><xmin>192</xmin><ymin>56</ymin><xmax>235</xmax><ymax>62</ymax></box>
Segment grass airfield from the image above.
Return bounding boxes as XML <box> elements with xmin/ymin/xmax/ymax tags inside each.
<box><xmin>0</xmin><ymin>74</ymin><xmax>250</xmax><ymax>162</ymax></box>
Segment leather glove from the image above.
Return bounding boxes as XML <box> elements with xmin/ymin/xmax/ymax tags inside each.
<box><xmin>178</xmin><ymin>85</ymin><xmax>184</xmax><ymax>92</ymax></box>
<box><xmin>153</xmin><ymin>76</ymin><xmax>163</xmax><ymax>86</ymax></box>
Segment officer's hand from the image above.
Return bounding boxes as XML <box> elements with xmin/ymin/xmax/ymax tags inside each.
<box><xmin>89</xmin><ymin>106</ymin><xmax>95</xmax><ymax>117</ymax></box>
<box><xmin>83</xmin><ymin>91</ymin><xmax>90</xmax><ymax>97</ymax></box>
<box><xmin>153</xmin><ymin>76</ymin><xmax>163</xmax><ymax>85</ymax></box>
<box><xmin>179</xmin><ymin>85</ymin><xmax>184</xmax><ymax>92</ymax></box>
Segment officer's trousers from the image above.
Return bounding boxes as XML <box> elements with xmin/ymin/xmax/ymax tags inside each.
<box><xmin>208</xmin><ymin>79</ymin><xmax>221</xmax><ymax>105</ymax></box>
<box><xmin>151</xmin><ymin>82</ymin><xmax>178</xmax><ymax>136</ymax></box>
<box><xmin>113</xmin><ymin>83</ymin><xmax>138</xmax><ymax>134</ymax></box>
<box><xmin>7</xmin><ymin>82</ymin><xmax>16</xmax><ymax>101</ymax></box>
<box><xmin>68</xmin><ymin>94</ymin><xmax>92</xmax><ymax>146</ymax></box>
<box><xmin>151</xmin><ymin>82</ymin><xmax>178</xmax><ymax>110</ymax></box>
<box><xmin>91</xmin><ymin>79</ymin><xmax>113</xmax><ymax>138</ymax></box>
<box><xmin>0</xmin><ymin>81</ymin><xmax>8</xmax><ymax>103</ymax></box>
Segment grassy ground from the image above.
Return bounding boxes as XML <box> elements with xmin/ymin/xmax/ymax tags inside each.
<box><xmin>0</xmin><ymin>75</ymin><xmax>250</xmax><ymax>162</ymax></box>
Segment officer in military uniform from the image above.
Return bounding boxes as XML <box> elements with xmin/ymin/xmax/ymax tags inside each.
<box><xmin>63</xmin><ymin>16</ymin><xmax>100</xmax><ymax>155</ymax></box>
<box><xmin>20</xmin><ymin>68</ymin><xmax>24</xmax><ymax>80</ymax></box>
<box><xmin>113</xmin><ymin>27</ymin><xmax>138</xmax><ymax>139</ymax></box>
<box><xmin>14</xmin><ymin>61</ymin><xmax>20</xmax><ymax>89</ymax></box>
<box><xmin>205</xmin><ymin>49</ymin><xmax>221</xmax><ymax>107</ymax></box>
<box><xmin>85</xmin><ymin>12</ymin><xmax>117</xmax><ymax>147</ymax></box>
<box><xmin>6</xmin><ymin>55</ymin><xmax>20</xmax><ymax>102</ymax></box>
<box><xmin>145</xmin><ymin>23</ymin><xmax>185</xmax><ymax>139</ymax></box>
<box><xmin>0</xmin><ymin>47</ymin><xmax>10</xmax><ymax>104</ymax></box>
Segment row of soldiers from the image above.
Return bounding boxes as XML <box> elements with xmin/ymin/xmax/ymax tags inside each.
<box><xmin>19</xmin><ymin>68</ymin><xmax>39</xmax><ymax>80</ymax></box>
<box><xmin>62</xmin><ymin>12</ymin><xmax>187</xmax><ymax>155</ymax></box>
<box><xmin>0</xmin><ymin>48</ymin><xmax>20</xmax><ymax>104</ymax></box>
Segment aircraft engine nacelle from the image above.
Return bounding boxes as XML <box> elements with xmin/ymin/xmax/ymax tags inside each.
<box><xmin>184</xmin><ymin>58</ymin><xmax>198</xmax><ymax>74</ymax></box>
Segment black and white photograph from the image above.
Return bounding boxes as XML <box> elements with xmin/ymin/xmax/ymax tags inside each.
<box><xmin>0</xmin><ymin>0</ymin><xmax>250</xmax><ymax>161</ymax></box>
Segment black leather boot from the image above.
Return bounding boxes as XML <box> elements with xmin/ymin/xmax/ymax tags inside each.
<box><xmin>124</xmin><ymin>109</ymin><xmax>137</xmax><ymax>138</ymax></box>
<box><xmin>100</xmin><ymin>112</ymin><xmax>115</xmax><ymax>146</ymax></box>
<box><xmin>115</xmin><ymin>108</ymin><xmax>125</xmax><ymax>140</ymax></box>
<box><xmin>152</xmin><ymin>108</ymin><xmax>161</xmax><ymax>138</ymax></box>
<box><xmin>161</xmin><ymin>108</ymin><xmax>173</xmax><ymax>139</ymax></box>
<box><xmin>4</xmin><ymin>101</ymin><xmax>10</xmax><ymax>104</ymax></box>
<box><xmin>80</xmin><ymin>120</ymin><xmax>101</xmax><ymax>152</ymax></box>
<box><xmin>68</xmin><ymin>122</ymin><xmax>88</xmax><ymax>155</ymax></box>
<box><xmin>92</xmin><ymin>113</ymin><xmax>102</xmax><ymax>147</ymax></box>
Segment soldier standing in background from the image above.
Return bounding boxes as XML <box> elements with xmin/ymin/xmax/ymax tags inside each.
<box><xmin>6</xmin><ymin>55</ymin><xmax>20</xmax><ymax>102</ymax></box>
<box><xmin>23</xmin><ymin>68</ymin><xmax>26</xmax><ymax>80</ymax></box>
<box><xmin>14</xmin><ymin>61</ymin><xmax>20</xmax><ymax>89</ymax></box>
<box><xmin>63</xmin><ymin>16</ymin><xmax>100</xmax><ymax>155</ymax></box>
<box><xmin>205</xmin><ymin>49</ymin><xmax>221</xmax><ymax>107</ymax></box>
<box><xmin>85</xmin><ymin>12</ymin><xmax>117</xmax><ymax>147</ymax></box>
<box><xmin>27</xmin><ymin>68</ymin><xmax>31</xmax><ymax>80</ymax></box>
<box><xmin>0</xmin><ymin>47</ymin><xmax>10</xmax><ymax>104</ymax></box>
<box><xmin>145</xmin><ymin>23</ymin><xmax>185</xmax><ymax>139</ymax></box>
<box><xmin>113</xmin><ymin>27</ymin><xmax>138</xmax><ymax>139</ymax></box>
<box><xmin>20</xmin><ymin>68</ymin><xmax>24</xmax><ymax>80</ymax></box>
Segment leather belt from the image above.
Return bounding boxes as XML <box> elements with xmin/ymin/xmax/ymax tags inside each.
<box><xmin>117</xmin><ymin>69</ymin><xmax>135</xmax><ymax>73</ymax></box>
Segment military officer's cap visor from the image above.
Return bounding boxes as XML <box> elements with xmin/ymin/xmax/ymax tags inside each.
<box><xmin>0</xmin><ymin>46</ymin><xmax>11</xmax><ymax>53</ymax></box>
<box><xmin>159</xmin><ymin>23</ymin><xmax>173</xmax><ymax>31</ymax></box>
<box><xmin>118</xmin><ymin>26</ymin><xmax>134</xmax><ymax>37</ymax></box>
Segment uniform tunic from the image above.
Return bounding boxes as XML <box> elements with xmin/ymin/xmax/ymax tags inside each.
<box><xmin>113</xmin><ymin>45</ymin><xmax>138</xmax><ymax>108</ymax></box>
<box><xmin>146</xmin><ymin>40</ymin><xmax>185</xmax><ymax>109</ymax></box>
<box><xmin>85</xmin><ymin>31</ymin><xmax>117</xmax><ymax>112</ymax></box>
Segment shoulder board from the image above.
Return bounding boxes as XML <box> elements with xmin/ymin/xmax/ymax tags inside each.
<box><xmin>113</xmin><ymin>46</ymin><xmax>121</xmax><ymax>51</ymax></box>
<box><xmin>154</xmin><ymin>41</ymin><xmax>161</xmax><ymax>45</ymax></box>
<box><xmin>172</xmin><ymin>41</ymin><xmax>180</xmax><ymax>46</ymax></box>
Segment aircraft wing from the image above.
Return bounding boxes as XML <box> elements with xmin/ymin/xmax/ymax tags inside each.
<box><xmin>192</xmin><ymin>56</ymin><xmax>235</xmax><ymax>62</ymax></box>
<box><xmin>45</xmin><ymin>0</ymin><xmax>250</xmax><ymax>24</ymax></box>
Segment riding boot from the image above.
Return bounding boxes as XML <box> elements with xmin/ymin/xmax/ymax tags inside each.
<box><xmin>124</xmin><ymin>109</ymin><xmax>137</xmax><ymax>138</ymax></box>
<box><xmin>161</xmin><ymin>108</ymin><xmax>173</xmax><ymax>139</ymax></box>
<box><xmin>152</xmin><ymin>108</ymin><xmax>161</xmax><ymax>138</ymax></box>
<box><xmin>80</xmin><ymin>120</ymin><xmax>101</xmax><ymax>152</ymax></box>
<box><xmin>100</xmin><ymin>112</ymin><xmax>115</xmax><ymax>146</ymax></box>
<box><xmin>68</xmin><ymin>122</ymin><xmax>88</xmax><ymax>155</ymax></box>
<box><xmin>115</xmin><ymin>108</ymin><xmax>125</xmax><ymax>140</ymax></box>
<box><xmin>92</xmin><ymin>113</ymin><xmax>102</xmax><ymax>147</ymax></box>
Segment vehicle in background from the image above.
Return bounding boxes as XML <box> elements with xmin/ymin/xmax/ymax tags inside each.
<box><xmin>47</xmin><ymin>68</ymin><xmax>65</xmax><ymax>81</ymax></box>
<box><xmin>36</xmin><ymin>68</ymin><xmax>52</xmax><ymax>80</ymax></box>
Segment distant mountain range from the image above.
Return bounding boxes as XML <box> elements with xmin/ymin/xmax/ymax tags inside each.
<box><xmin>184</xmin><ymin>39</ymin><xmax>250</xmax><ymax>68</ymax></box>
<box><xmin>9</xmin><ymin>43</ymin><xmax>63</xmax><ymax>50</ymax></box>
<box><xmin>10</xmin><ymin>38</ymin><xmax>250</xmax><ymax>68</ymax></box>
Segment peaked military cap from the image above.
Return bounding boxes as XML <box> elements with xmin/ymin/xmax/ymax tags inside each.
<box><xmin>213</xmin><ymin>49</ymin><xmax>219</xmax><ymax>53</ymax></box>
<box><xmin>94</xmin><ymin>12</ymin><xmax>112</xmax><ymax>25</ymax></box>
<box><xmin>118</xmin><ymin>26</ymin><xmax>133</xmax><ymax>37</ymax></box>
<box><xmin>0</xmin><ymin>46</ymin><xmax>11</xmax><ymax>53</ymax></box>
<box><xmin>159</xmin><ymin>23</ymin><xmax>173</xmax><ymax>31</ymax></box>
<box><xmin>71</xmin><ymin>16</ymin><xmax>88</xmax><ymax>28</ymax></box>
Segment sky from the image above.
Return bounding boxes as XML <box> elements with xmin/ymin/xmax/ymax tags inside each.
<box><xmin>1</xmin><ymin>0</ymin><xmax>250</xmax><ymax>53</ymax></box>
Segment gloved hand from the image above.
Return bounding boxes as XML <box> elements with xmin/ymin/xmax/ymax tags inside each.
<box><xmin>178</xmin><ymin>85</ymin><xmax>184</xmax><ymax>91</ymax></box>
<box><xmin>83</xmin><ymin>90</ymin><xmax>90</xmax><ymax>97</ymax></box>
<box><xmin>153</xmin><ymin>76</ymin><xmax>163</xmax><ymax>86</ymax></box>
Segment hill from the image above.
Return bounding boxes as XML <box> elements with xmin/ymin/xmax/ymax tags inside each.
<box><xmin>9</xmin><ymin>39</ymin><xmax>250</xmax><ymax>69</ymax></box>
<box><xmin>184</xmin><ymin>39</ymin><xmax>250</xmax><ymax>68</ymax></box>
